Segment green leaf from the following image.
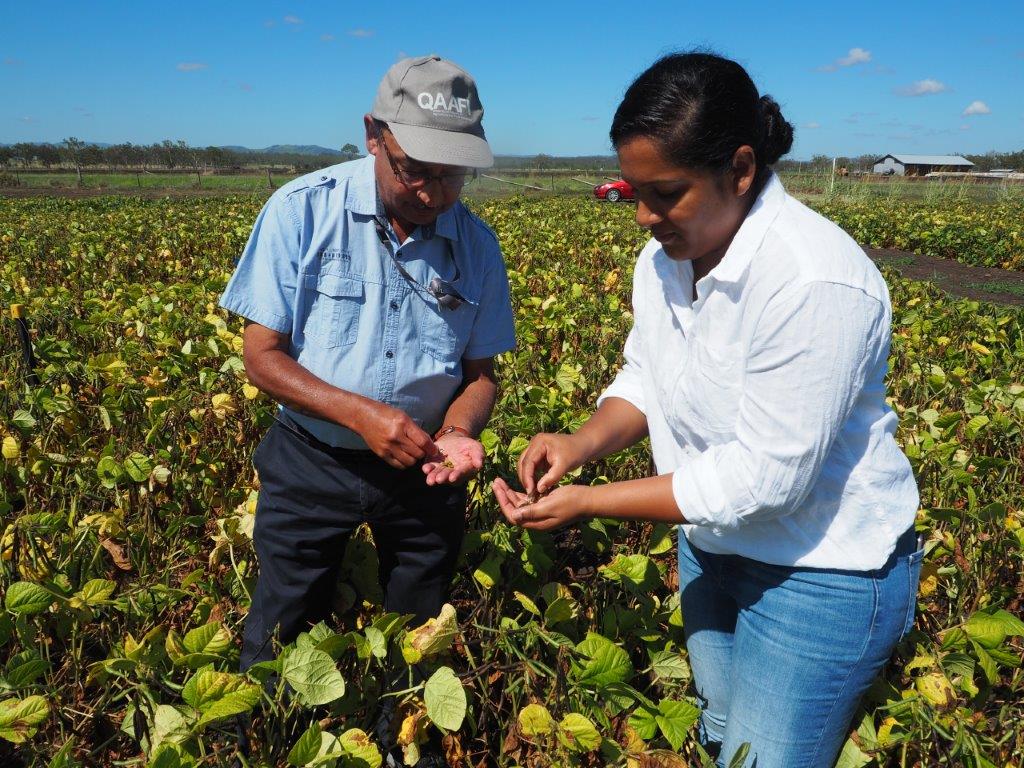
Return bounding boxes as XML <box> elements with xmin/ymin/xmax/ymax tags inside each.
<box><xmin>4</xmin><ymin>651</ymin><xmax>48</xmax><ymax>690</ymax></box>
<box><xmin>650</xmin><ymin>650</ymin><xmax>690</xmax><ymax>680</ymax></box>
<box><xmin>543</xmin><ymin>596</ymin><xmax>577</xmax><ymax>625</ymax></box>
<box><xmin>149</xmin><ymin>705</ymin><xmax>193</xmax><ymax>750</ymax></box>
<box><xmin>364</xmin><ymin>627</ymin><xmax>387</xmax><ymax>660</ymax></box>
<box><xmin>96</xmin><ymin>455</ymin><xmax>125</xmax><ymax>488</ymax></box>
<box><xmin>627</xmin><ymin>705</ymin><xmax>658</xmax><ymax>740</ymax></box>
<box><xmin>4</xmin><ymin>582</ymin><xmax>55</xmax><ymax>616</ymax></box>
<box><xmin>11</xmin><ymin>410</ymin><xmax>36</xmax><ymax>431</ymax></box>
<box><xmin>282</xmin><ymin>647</ymin><xmax>346</xmax><ymax>706</ymax></box>
<box><xmin>478</xmin><ymin>428</ymin><xmax>499</xmax><ymax>454</ymax></box>
<box><xmin>558</xmin><ymin>713</ymin><xmax>601</xmax><ymax>752</ymax></box>
<box><xmin>554</xmin><ymin>363</ymin><xmax>581</xmax><ymax>393</ymax></box>
<box><xmin>648</xmin><ymin>523</ymin><xmax>674</xmax><ymax>555</ymax></box>
<box><xmin>573</xmin><ymin>633</ymin><xmax>633</xmax><ymax>688</ymax></box>
<box><xmin>181</xmin><ymin>667</ymin><xmax>261</xmax><ymax>726</ymax></box>
<box><xmin>971</xmin><ymin>642</ymin><xmax>998</xmax><ymax>685</ymax></box>
<box><xmin>965</xmin><ymin>610</ymin><xmax>1009</xmax><ymax>649</ymax></box>
<box><xmin>727</xmin><ymin>742</ymin><xmax>751</xmax><ymax>768</ymax></box>
<box><xmin>473</xmin><ymin>552</ymin><xmax>504</xmax><ymax>590</ymax></box>
<box><xmin>123</xmin><ymin>452</ymin><xmax>154</xmax><ymax>483</ymax></box>
<box><xmin>517</xmin><ymin>703</ymin><xmax>555</xmax><ymax>737</ymax></box>
<box><xmin>401</xmin><ymin>603</ymin><xmax>457</xmax><ymax>664</ymax></box>
<box><xmin>599</xmin><ymin>553</ymin><xmax>660</xmax><ymax>592</ymax></box>
<box><xmin>424</xmin><ymin>666</ymin><xmax>466</xmax><ymax>731</ymax></box>
<box><xmin>0</xmin><ymin>695</ymin><xmax>49</xmax><ymax>743</ymax></box>
<box><xmin>513</xmin><ymin>591</ymin><xmax>541</xmax><ymax>616</ymax></box>
<box><xmin>655</xmin><ymin>699</ymin><xmax>699</xmax><ymax>751</ymax></box>
<box><xmin>287</xmin><ymin>721</ymin><xmax>323</xmax><ymax>767</ymax></box>
<box><xmin>964</xmin><ymin>414</ymin><xmax>989</xmax><ymax>438</ymax></box>
<box><xmin>76</xmin><ymin>579</ymin><xmax>116</xmax><ymax>606</ymax></box>
<box><xmin>182</xmin><ymin>622</ymin><xmax>232</xmax><ymax>655</ymax></box>
<box><xmin>337</xmin><ymin>727</ymin><xmax>381</xmax><ymax>767</ymax></box>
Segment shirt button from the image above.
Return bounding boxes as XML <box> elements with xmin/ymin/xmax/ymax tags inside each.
<box><xmin>320</xmin><ymin>176</ymin><xmax>327</xmax><ymax>181</ymax></box>
<box><xmin>385</xmin><ymin>350</ymin><xmax>394</xmax><ymax>358</ymax></box>
<box><xmin>389</xmin><ymin>301</ymin><xmax>398</xmax><ymax>311</ymax></box>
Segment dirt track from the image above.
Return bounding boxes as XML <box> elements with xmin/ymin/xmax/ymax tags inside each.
<box><xmin>868</xmin><ymin>248</ymin><xmax>1024</xmax><ymax>307</ymax></box>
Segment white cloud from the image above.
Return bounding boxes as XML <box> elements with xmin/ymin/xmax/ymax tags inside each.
<box><xmin>804</xmin><ymin>121</ymin><xmax>821</xmax><ymax>129</ymax></box>
<box><xmin>177</xmin><ymin>62</ymin><xmax>208</xmax><ymax>72</ymax></box>
<box><xmin>320</xmin><ymin>33</ymin><xmax>335</xmax><ymax>41</ymax></box>
<box><xmin>349</xmin><ymin>28</ymin><xmax>374</xmax><ymax>38</ymax></box>
<box><xmin>263</xmin><ymin>20</ymin><xmax>276</xmax><ymax>28</ymax></box>
<box><xmin>895</xmin><ymin>79</ymin><xmax>949</xmax><ymax>96</ymax></box>
<box><xmin>19</xmin><ymin>116</ymin><xmax>34</xmax><ymax>123</ymax></box>
<box><xmin>283</xmin><ymin>15</ymin><xmax>303</xmax><ymax>24</ymax></box>
<box><xmin>838</xmin><ymin>47</ymin><xmax>871</xmax><ymax>66</ymax></box>
<box><xmin>818</xmin><ymin>47</ymin><xmax>871</xmax><ymax>72</ymax></box>
<box><xmin>962</xmin><ymin>100</ymin><xmax>991</xmax><ymax>116</ymax></box>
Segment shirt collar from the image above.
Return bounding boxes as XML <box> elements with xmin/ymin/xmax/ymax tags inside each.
<box><xmin>344</xmin><ymin>155</ymin><xmax>460</xmax><ymax>241</ymax></box>
<box><xmin>706</xmin><ymin>172</ymin><xmax>786</xmax><ymax>284</ymax></box>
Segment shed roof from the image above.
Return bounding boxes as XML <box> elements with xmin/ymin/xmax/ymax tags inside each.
<box><xmin>878</xmin><ymin>154</ymin><xmax>975</xmax><ymax>166</ymax></box>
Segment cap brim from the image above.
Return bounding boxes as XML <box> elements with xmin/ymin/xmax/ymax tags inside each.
<box><xmin>388</xmin><ymin>122</ymin><xmax>493</xmax><ymax>169</ymax></box>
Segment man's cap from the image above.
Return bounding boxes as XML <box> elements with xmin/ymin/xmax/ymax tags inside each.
<box><xmin>371</xmin><ymin>55</ymin><xmax>493</xmax><ymax>169</ymax></box>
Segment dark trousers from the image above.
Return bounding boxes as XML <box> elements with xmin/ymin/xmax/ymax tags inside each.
<box><xmin>240</xmin><ymin>416</ymin><xmax>466</xmax><ymax>670</ymax></box>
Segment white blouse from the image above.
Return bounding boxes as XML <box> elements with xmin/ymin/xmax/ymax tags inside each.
<box><xmin>599</xmin><ymin>174</ymin><xmax>919</xmax><ymax>570</ymax></box>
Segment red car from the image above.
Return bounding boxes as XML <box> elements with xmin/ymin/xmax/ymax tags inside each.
<box><xmin>593</xmin><ymin>179</ymin><xmax>635</xmax><ymax>202</ymax></box>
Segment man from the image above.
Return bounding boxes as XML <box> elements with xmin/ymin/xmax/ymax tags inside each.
<box><xmin>219</xmin><ymin>55</ymin><xmax>514</xmax><ymax>758</ymax></box>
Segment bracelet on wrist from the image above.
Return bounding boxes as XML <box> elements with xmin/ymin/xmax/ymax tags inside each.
<box><xmin>434</xmin><ymin>424</ymin><xmax>471</xmax><ymax>440</ymax></box>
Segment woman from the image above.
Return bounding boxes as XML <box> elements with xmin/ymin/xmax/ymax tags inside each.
<box><xmin>492</xmin><ymin>52</ymin><xmax>922</xmax><ymax>767</ymax></box>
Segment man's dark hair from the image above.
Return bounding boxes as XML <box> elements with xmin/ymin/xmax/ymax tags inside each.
<box><xmin>610</xmin><ymin>51</ymin><xmax>794</xmax><ymax>188</ymax></box>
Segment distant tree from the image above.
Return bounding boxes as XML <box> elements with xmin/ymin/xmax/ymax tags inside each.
<box><xmin>533</xmin><ymin>153</ymin><xmax>553</xmax><ymax>170</ymax></box>
<box><xmin>340</xmin><ymin>142</ymin><xmax>359</xmax><ymax>160</ymax></box>
<box><xmin>62</xmin><ymin>137</ymin><xmax>86</xmax><ymax>184</ymax></box>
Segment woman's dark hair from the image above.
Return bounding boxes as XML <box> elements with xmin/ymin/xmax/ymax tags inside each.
<box><xmin>610</xmin><ymin>52</ymin><xmax>793</xmax><ymax>188</ymax></box>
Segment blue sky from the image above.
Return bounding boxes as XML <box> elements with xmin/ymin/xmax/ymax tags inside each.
<box><xmin>2</xmin><ymin>1</ymin><xmax>1022</xmax><ymax>159</ymax></box>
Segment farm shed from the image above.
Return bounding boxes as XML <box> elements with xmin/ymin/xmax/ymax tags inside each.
<box><xmin>872</xmin><ymin>154</ymin><xmax>975</xmax><ymax>176</ymax></box>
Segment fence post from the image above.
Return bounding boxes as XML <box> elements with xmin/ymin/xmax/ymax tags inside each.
<box><xmin>829</xmin><ymin>157</ymin><xmax>837</xmax><ymax>195</ymax></box>
<box><xmin>11</xmin><ymin>304</ymin><xmax>40</xmax><ymax>388</ymax></box>
<box><xmin>266</xmin><ymin>167</ymin><xmax>274</xmax><ymax>189</ymax></box>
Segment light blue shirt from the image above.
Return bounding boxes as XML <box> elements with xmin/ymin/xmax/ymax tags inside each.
<box><xmin>219</xmin><ymin>155</ymin><xmax>516</xmax><ymax>448</ymax></box>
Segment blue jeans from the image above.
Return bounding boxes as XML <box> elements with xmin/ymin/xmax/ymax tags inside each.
<box><xmin>678</xmin><ymin>526</ymin><xmax>923</xmax><ymax>767</ymax></box>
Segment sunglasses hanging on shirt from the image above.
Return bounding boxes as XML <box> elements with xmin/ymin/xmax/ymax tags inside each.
<box><xmin>373</xmin><ymin>216</ymin><xmax>467</xmax><ymax>311</ymax></box>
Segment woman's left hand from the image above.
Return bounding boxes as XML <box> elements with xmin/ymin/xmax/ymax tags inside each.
<box><xmin>491</xmin><ymin>477</ymin><xmax>592</xmax><ymax>531</ymax></box>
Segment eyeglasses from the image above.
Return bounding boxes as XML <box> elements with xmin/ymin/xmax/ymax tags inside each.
<box><xmin>374</xmin><ymin>123</ymin><xmax>476</xmax><ymax>190</ymax></box>
<box><xmin>373</xmin><ymin>216</ymin><xmax>467</xmax><ymax>311</ymax></box>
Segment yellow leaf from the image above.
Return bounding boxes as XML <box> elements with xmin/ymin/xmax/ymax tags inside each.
<box><xmin>918</xmin><ymin>561</ymin><xmax>940</xmax><ymax>597</ymax></box>
<box><xmin>916</xmin><ymin>672</ymin><xmax>954</xmax><ymax>706</ymax></box>
<box><xmin>970</xmin><ymin>341</ymin><xmax>991</xmax><ymax>355</ymax></box>
<box><xmin>2</xmin><ymin>435</ymin><xmax>19</xmax><ymax>460</ymax></box>
<box><xmin>402</xmin><ymin>603</ymin><xmax>457</xmax><ymax>664</ymax></box>
<box><xmin>211</xmin><ymin>393</ymin><xmax>237</xmax><ymax>420</ymax></box>
<box><xmin>242</xmin><ymin>384</ymin><xmax>260</xmax><ymax>400</ymax></box>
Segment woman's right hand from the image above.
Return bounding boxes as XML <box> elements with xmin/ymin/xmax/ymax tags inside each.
<box><xmin>518</xmin><ymin>433</ymin><xmax>591</xmax><ymax>497</ymax></box>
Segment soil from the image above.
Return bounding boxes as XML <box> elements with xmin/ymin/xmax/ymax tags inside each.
<box><xmin>867</xmin><ymin>248</ymin><xmax>1024</xmax><ymax>307</ymax></box>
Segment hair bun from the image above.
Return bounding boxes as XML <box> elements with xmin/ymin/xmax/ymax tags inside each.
<box><xmin>758</xmin><ymin>95</ymin><xmax>794</xmax><ymax>165</ymax></box>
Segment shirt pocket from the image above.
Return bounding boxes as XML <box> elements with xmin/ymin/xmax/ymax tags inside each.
<box><xmin>418</xmin><ymin>298</ymin><xmax>479</xmax><ymax>364</ymax></box>
<box><xmin>303</xmin><ymin>263</ymin><xmax>364</xmax><ymax>349</ymax></box>
<box><xmin>670</xmin><ymin>338</ymin><xmax>743</xmax><ymax>439</ymax></box>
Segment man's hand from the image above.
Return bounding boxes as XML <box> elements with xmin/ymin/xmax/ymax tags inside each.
<box><xmin>352</xmin><ymin>400</ymin><xmax>435</xmax><ymax>469</ymax></box>
<box><xmin>422</xmin><ymin>433</ymin><xmax>484</xmax><ymax>485</ymax></box>
<box><xmin>492</xmin><ymin>477</ymin><xmax>591</xmax><ymax>532</ymax></box>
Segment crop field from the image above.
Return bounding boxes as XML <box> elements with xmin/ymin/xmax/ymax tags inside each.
<box><xmin>1</xmin><ymin>194</ymin><xmax>1023</xmax><ymax>767</ymax></box>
